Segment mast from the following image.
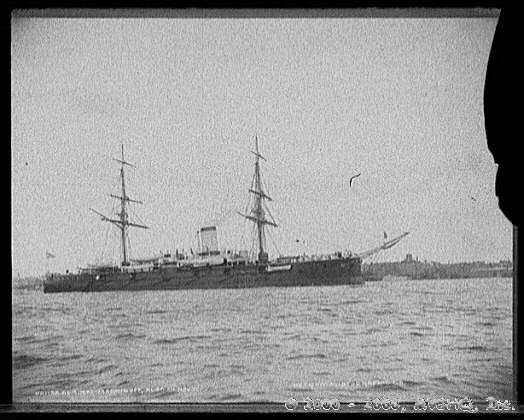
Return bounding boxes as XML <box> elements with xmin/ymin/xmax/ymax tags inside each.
<box><xmin>119</xmin><ymin>145</ymin><xmax>128</xmax><ymax>264</ymax></box>
<box><xmin>90</xmin><ymin>144</ymin><xmax>148</xmax><ymax>267</ymax></box>
<box><xmin>254</xmin><ymin>136</ymin><xmax>265</xmax><ymax>258</ymax></box>
<box><xmin>238</xmin><ymin>135</ymin><xmax>277</xmax><ymax>263</ymax></box>
<box><xmin>196</xmin><ymin>230</ymin><xmax>201</xmax><ymax>254</ymax></box>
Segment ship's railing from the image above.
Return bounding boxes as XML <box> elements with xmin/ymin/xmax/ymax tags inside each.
<box><xmin>295</xmin><ymin>252</ymin><xmax>348</xmax><ymax>262</ymax></box>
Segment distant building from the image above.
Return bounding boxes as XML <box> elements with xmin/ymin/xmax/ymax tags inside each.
<box><xmin>363</xmin><ymin>256</ymin><xmax>512</xmax><ymax>279</ymax></box>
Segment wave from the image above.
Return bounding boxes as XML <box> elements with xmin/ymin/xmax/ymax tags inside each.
<box><xmin>115</xmin><ymin>332</ymin><xmax>146</xmax><ymax>340</ymax></box>
<box><xmin>414</xmin><ymin>325</ymin><xmax>433</xmax><ymax>331</ymax></box>
<box><xmin>286</xmin><ymin>353</ymin><xmax>327</xmax><ymax>361</ymax></box>
<box><xmin>209</xmin><ymin>327</ymin><xmax>232</xmax><ymax>333</ymax></box>
<box><xmin>13</xmin><ymin>354</ymin><xmax>48</xmax><ymax>370</ymax></box>
<box><xmin>312</xmin><ymin>371</ymin><xmax>330</xmax><ymax>376</ymax></box>
<box><xmin>117</xmin><ymin>380</ymin><xmax>131</xmax><ymax>387</ymax></box>
<box><xmin>366</xmin><ymin>327</ymin><xmax>383</xmax><ymax>334</ymax></box>
<box><xmin>431</xmin><ymin>375</ymin><xmax>455</xmax><ymax>384</ymax></box>
<box><xmin>216</xmin><ymin>393</ymin><xmax>243</xmax><ymax>401</ymax></box>
<box><xmin>373</xmin><ymin>309</ymin><xmax>394</xmax><ymax>316</ymax></box>
<box><xmin>402</xmin><ymin>379</ymin><xmax>425</xmax><ymax>387</ymax></box>
<box><xmin>60</xmin><ymin>354</ymin><xmax>82</xmax><ymax>362</ymax></box>
<box><xmin>105</xmin><ymin>307</ymin><xmax>122</xmax><ymax>313</ymax></box>
<box><xmin>340</xmin><ymin>330</ymin><xmax>358</xmax><ymax>336</ymax></box>
<box><xmin>43</xmin><ymin>378</ymin><xmax>78</xmax><ymax>388</ymax></box>
<box><xmin>149</xmin><ymin>390</ymin><xmax>178</xmax><ymax>400</ymax></box>
<box><xmin>14</xmin><ymin>335</ymin><xmax>64</xmax><ymax>345</ymax></box>
<box><xmin>230</xmin><ymin>364</ymin><xmax>244</xmax><ymax>370</ymax></box>
<box><xmin>153</xmin><ymin>335</ymin><xmax>212</xmax><ymax>345</ymax></box>
<box><xmin>239</xmin><ymin>329</ymin><xmax>266</xmax><ymax>335</ymax></box>
<box><xmin>96</xmin><ymin>364</ymin><xmax>118</xmax><ymax>374</ymax></box>
<box><xmin>455</xmin><ymin>345</ymin><xmax>490</xmax><ymax>352</ymax></box>
<box><xmin>288</xmin><ymin>387</ymin><xmax>314</xmax><ymax>393</ymax></box>
<box><xmin>201</xmin><ymin>393</ymin><xmax>245</xmax><ymax>402</ymax></box>
<box><xmin>339</xmin><ymin>299</ymin><xmax>366</xmax><ymax>305</ymax></box>
<box><xmin>86</xmin><ymin>356</ymin><xmax>108</xmax><ymax>364</ymax></box>
<box><xmin>364</xmin><ymin>382</ymin><xmax>407</xmax><ymax>392</ymax></box>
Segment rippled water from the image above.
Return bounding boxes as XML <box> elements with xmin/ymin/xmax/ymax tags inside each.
<box><xmin>12</xmin><ymin>277</ymin><xmax>513</xmax><ymax>402</ymax></box>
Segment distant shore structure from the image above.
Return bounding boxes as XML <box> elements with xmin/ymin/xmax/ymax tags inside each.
<box><xmin>364</xmin><ymin>255</ymin><xmax>513</xmax><ymax>279</ymax></box>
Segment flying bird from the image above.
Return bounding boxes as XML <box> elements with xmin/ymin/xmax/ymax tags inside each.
<box><xmin>349</xmin><ymin>172</ymin><xmax>361</xmax><ymax>187</ymax></box>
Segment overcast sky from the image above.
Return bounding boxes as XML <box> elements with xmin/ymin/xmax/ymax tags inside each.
<box><xmin>12</xmin><ymin>14</ymin><xmax>511</xmax><ymax>276</ymax></box>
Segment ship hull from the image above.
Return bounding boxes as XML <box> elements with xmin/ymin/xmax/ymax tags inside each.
<box><xmin>43</xmin><ymin>257</ymin><xmax>363</xmax><ymax>293</ymax></box>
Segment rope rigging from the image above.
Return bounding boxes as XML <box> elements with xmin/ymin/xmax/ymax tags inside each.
<box><xmin>266</xmin><ymin>227</ymin><xmax>282</xmax><ymax>257</ymax></box>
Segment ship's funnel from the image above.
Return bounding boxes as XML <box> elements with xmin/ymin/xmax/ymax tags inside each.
<box><xmin>200</xmin><ymin>226</ymin><xmax>219</xmax><ymax>253</ymax></box>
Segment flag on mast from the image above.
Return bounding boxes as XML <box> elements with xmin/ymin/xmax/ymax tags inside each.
<box><xmin>46</xmin><ymin>251</ymin><xmax>56</xmax><ymax>259</ymax></box>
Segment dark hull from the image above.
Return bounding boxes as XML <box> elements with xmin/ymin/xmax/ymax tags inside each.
<box><xmin>43</xmin><ymin>257</ymin><xmax>363</xmax><ymax>293</ymax></box>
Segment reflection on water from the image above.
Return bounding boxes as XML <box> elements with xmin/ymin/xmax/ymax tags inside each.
<box><xmin>12</xmin><ymin>277</ymin><xmax>513</xmax><ymax>402</ymax></box>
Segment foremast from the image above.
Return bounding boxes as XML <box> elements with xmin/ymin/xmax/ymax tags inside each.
<box><xmin>90</xmin><ymin>145</ymin><xmax>148</xmax><ymax>267</ymax></box>
<box><xmin>238</xmin><ymin>136</ymin><xmax>277</xmax><ymax>263</ymax></box>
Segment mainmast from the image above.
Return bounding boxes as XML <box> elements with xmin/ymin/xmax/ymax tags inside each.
<box><xmin>238</xmin><ymin>136</ymin><xmax>277</xmax><ymax>263</ymax></box>
<box><xmin>90</xmin><ymin>145</ymin><xmax>149</xmax><ymax>267</ymax></box>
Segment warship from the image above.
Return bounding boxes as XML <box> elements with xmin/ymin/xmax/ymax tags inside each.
<box><xmin>43</xmin><ymin>138</ymin><xmax>407</xmax><ymax>293</ymax></box>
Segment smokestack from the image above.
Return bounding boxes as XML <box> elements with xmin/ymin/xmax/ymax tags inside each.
<box><xmin>200</xmin><ymin>226</ymin><xmax>219</xmax><ymax>253</ymax></box>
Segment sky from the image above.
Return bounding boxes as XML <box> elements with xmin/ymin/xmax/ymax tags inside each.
<box><xmin>11</xmin><ymin>13</ymin><xmax>512</xmax><ymax>276</ymax></box>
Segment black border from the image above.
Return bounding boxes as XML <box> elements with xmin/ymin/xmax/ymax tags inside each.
<box><xmin>6</xmin><ymin>1</ymin><xmax>523</xmax><ymax>414</ymax></box>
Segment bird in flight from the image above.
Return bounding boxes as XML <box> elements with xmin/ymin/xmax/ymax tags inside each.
<box><xmin>349</xmin><ymin>172</ymin><xmax>361</xmax><ymax>187</ymax></box>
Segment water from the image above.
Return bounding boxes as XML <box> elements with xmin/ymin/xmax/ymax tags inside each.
<box><xmin>13</xmin><ymin>277</ymin><xmax>513</xmax><ymax>402</ymax></box>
